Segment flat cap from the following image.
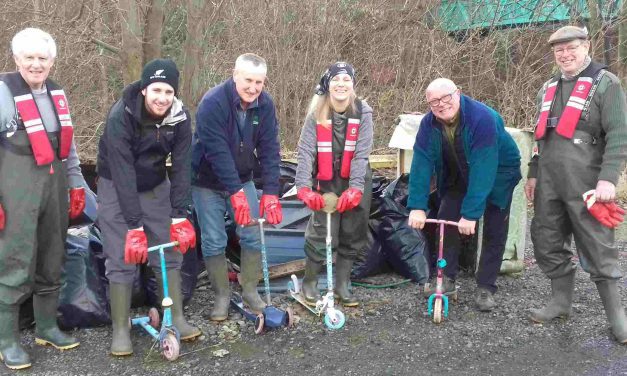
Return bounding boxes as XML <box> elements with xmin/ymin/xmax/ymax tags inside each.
<box><xmin>548</xmin><ymin>26</ymin><xmax>588</xmax><ymax>45</ymax></box>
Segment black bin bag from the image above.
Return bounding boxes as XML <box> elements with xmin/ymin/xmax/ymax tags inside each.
<box><xmin>58</xmin><ymin>225</ymin><xmax>111</xmax><ymax>329</ymax></box>
<box><xmin>377</xmin><ymin>174</ymin><xmax>430</xmax><ymax>283</ymax></box>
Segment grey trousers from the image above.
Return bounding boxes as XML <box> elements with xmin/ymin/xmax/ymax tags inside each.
<box><xmin>97</xmin><ymin>177</ymin><xmax>182</xmax><ymax>284</ymax></box>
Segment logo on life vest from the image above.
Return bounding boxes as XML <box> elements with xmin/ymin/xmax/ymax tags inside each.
<box><xmin>350</xmin><ymin>128</ymin><xmax>357</xmax><ymax>135</ymax></box>
<box><xmin>577</xmin><ymin>84</ymin><xmax>586</xmax><ymax>92</ymax></box>
<box><xmin>58</xmin><ymin>99</ymin><xmax>65</xmax><ymax>108</ymax></box>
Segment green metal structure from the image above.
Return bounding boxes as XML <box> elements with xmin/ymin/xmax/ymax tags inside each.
<box><xmin>437</xmin><ymin>0</ymin><xmax>623</xmax><ymax>33</ymax></box>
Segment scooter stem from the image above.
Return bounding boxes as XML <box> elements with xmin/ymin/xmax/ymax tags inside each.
<box><xmin>257</xmin><ymin>218</ymin><xmax>272</xmax><ymax>306</ymax></box>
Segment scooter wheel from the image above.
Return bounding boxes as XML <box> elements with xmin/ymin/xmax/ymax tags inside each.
<box><xmin>148</xmin><ymin>307</ymin><xmax>160</xmax><ymax>329</ymax></box>
<box><xmin>433</xmin><ymin>298</ymin><xmax>443</xmax><ymax>324</ymax></box>
<box><xmin>254</xmin><ymin>313</ymin><xmax>265</xmax><ymax>335</ymax></box>
<box><xmin>324</xmin><ymin>310</ymin><xmax>345</xmax><ymax>330</ymax></box>
<box><xmin>161</xmin><ymin>333</ymin><xmax>180</xmax><ymax>361</ymax></box>
<box><xmin>285</xmin><ymin>306</ymin><xmax>294</xmax><ymax>328</ymax></box>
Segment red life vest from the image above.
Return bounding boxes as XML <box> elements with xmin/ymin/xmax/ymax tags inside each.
<box><xmin>316</xmin><ymin>116</ymin><xmax>361</xmax><ymax>181</ymax></box>
<box><xmin>1</xmin><ymin>72</ymin><xmax>74</xmax><ymax>165</ymax></box>
<box><xmin>534</xmin><ymin>65</ymin><xmax>605</xmax><ymax>140</ymax></box>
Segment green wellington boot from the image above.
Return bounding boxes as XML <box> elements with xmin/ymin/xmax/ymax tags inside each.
<box><xmin>239</xmin><ymin>250</ymin><xmax>267</xmax><ymax>314</ymax></box>
<box><xmin>33</xmin><ymin>293</ymin><xmax>80</xmax><ymax>350</ymax></box>
<box><xmin>302</xmin><ymin>258</ymin><xmax>323</xmax><ymax>306</ymax></box>
<box><xmin>335</xmin><ymin>255</ymin><xmax>359</xmax><ymax>307</ymax></box>
<box><xmin>204</xmin><ymin>255</ymin><xmax>230</xmax><ymax>321</ymax></box>
<box><xmin>596</xmin><ymin>280</ymin><xmax>627</xmax><ymax>344</ymax></box>
<box><xmin>155</xmin><ymin>269</ymin><xmax>201</xmax><ymax>341</ymax></box>
<box><xmin>109</xmin><ymin>283</ymin><xmax>133</xmax><ymax>356</ymax></box>
<box><xmin>529</xmin><ymin>273</ymin><xmax>575</xmax><ymax>323</ymax></box>
<box><xmin>0</xmin><ymin>304</ymin><xmax>31</xmax><ymax>370</ymax></box>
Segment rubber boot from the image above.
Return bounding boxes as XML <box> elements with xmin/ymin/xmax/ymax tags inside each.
<box><xmin>109</xmin><ymin>283</ymin><xmax>133</xmax><ymax>356</ymax></box>
<box><xmin>33</xmin><ymin>293</ymin><xmax>80</xmax><ymax>350</ymax></box>
<box><xmin>335</xmin><ymin>255</ymin><xmax>359</xmax><ymax>307</ymax></box>
<box><xmin>154</xmin><ymin>269</ymin><xmax>202</xmax><ymax>341</ymax></box>
<box><xmin>529</xmin><ymin>272</ymin><xmax>575</xmax><ymax>323</ymax></box>
<box><xmin>595</xmin><ymin>280</ymin><xmax>627</xmax><ymax>344</ymax></box>
<box><xmin>0</xmin><ymin>304</ymin><xmax>31</xmax><ymax>370</ymax></box>
<box><xmin>302</xmin><ymin>258</ymin><xmax>323</xmax><ymax>306</ymax></box>
<box><xmin>204</xmin><ymin>255</ymin><xmax>230</xmax><ymax>321</ymax></box>
<box><xmin>239</xmin><ymin>250</ymin><xmax>267</xmax><ymax>314</ymax></box>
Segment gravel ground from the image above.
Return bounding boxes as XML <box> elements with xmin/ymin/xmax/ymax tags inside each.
<box><xmin>9</xmin><ymin>223</ymin><xmax>627</xmax><ymax>376</ymax></box>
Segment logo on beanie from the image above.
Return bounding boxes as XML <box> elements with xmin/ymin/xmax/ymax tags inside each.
<box><xmin>150</xmin><ymin>69</ymin><xmax>166</xmax><ymax>80</ymax></box>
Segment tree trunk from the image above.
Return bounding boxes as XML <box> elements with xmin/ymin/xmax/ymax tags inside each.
<box><xmin>180</xmin><ymin>0</ymin><xmax>225</xmax><ymax>111</ymax></box>
<box><xmin>619</xmin><ymin>0</ymin><xmax>627</xmax><ymax>80</ymax></box>
<box><xmin>143</xmin><ymin>0</ymin><xmax>166</xmax><ymax>62</ymax></box>
<box><xmin>586</xmin><ymin>0</ymin><xmax>604</xmax><ymax>62</ymax></box>
<box><xmin>118</xmin><ymin>0</ymin><xmax>143</xmax><ymax>85</ymax></box>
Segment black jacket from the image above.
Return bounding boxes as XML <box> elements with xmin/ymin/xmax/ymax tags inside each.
<box><xmin>97</xmin><ymin>81</ymin><xmax>192</xmax><ymax>228</ymax></box>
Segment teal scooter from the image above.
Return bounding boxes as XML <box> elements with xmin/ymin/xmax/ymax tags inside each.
<box><xmin>130</xmin><ymin>241</ymin><xmax>181</xmax><ymax>361</ymax></box>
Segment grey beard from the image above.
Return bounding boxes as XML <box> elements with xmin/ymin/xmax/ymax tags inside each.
<box><xmin>561</xmin><ymin>55</ymin><xmax>592</xmax><ymax>80</ymax></box>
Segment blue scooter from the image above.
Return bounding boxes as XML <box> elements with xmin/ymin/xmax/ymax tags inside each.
<box><xmin>230</xmin><ymin>218</ymin><xmax>293</xmax><ymax>334</ymax></box>
<box><xmin>131</xmin><ymin>241</ymin><xmax>181</xmax><ymax>361</ymax></box>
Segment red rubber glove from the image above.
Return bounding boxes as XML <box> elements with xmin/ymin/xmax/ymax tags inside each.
<box><xmin>0</xmin><ymin>203</ymin><xmax>5</xmax><ymax>231</ymax></box>
<box><xmin>230</xmin><ymin>189</ymin><xmax>251</xmax><ymax>225</ymax></box>
<box><xmin>170</xmin><ymin>219</ymin><xmax>196</xmax><ymax>254</ymax></box>
<box><xmin>260</xmin><ymin>194</ymin><xmax>282</xmax><ymax>225</ymax></box>
<box><xmin>337</xmin><ymin>187</ymin><xmax>363</xmax><ymax>213</ymax></box>
<box><xmin>583</xmin><ymin>190</ymin><xmax>625</xmax><ymax>228</ymax></box>
<box><xmin>69</xmin><ymin>187</ymin><xmax>85</xmax><ymax>220</ymax></box>
<box><xmin>297</xmin><ymin>187</ymin><xmax>324</xmax><ymax>211</ymax></box>
<box><xmin>124</xmin><ymin>228</ymin><xmax>148</xmax><ymax>264</ymax></box>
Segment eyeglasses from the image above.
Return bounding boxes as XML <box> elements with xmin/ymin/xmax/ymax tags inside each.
<box><xmin>552</xmin><ymin>43</ymin><xmax>583</xmax><ymax>56</ymax></box>
<box><xmin>427</xmin><ymin>90</ymin><xmax>457</xmax><ymax>107</ymax></box>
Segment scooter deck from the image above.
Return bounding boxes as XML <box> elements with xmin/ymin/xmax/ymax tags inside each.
<box><xmin>288</xmin><ymin>290</ymin><xmax>323</xmax><ymax>316</ymax></box>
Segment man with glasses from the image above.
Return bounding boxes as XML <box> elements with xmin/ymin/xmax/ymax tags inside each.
<box><xmin>525</xmin><ymin>26</ymin><xmax>627</xmax><ymax>343</ymax></box>
<box><xmin>407</xmin><ymin>78</ymin><xmax>521</xmax><ymax>312</ymax></box>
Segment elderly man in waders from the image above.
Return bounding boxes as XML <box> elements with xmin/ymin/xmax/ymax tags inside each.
<box><xmin>0</xmin><ymin>28</ymin><xmax>86</xmax><ymax>370</ymax></box>
<box><xmin>526</xmin><ymin>26</ymin><xmax>627</xmax><ymax>344</ymax></box>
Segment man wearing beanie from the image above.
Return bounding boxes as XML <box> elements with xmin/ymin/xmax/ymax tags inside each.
<box><xmin>191</xmin><ymin>53</ymin><xmax>282</xmax><ymax>320</ymax></box>
<box><xmin>97</xmin><ymin>58</ymin><xmax>201</xmax><ymax>356</ymax></box>
<box><xmin>525</xmin><ymin>25</ymin><xmax>627</xmax><ymax>344</ymax></box>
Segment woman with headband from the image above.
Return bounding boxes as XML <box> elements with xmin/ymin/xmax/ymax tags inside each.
<box><xmin>294</xmin><ymin>62</ymin><xmax>374</xmax><ymax>307</ymax></box>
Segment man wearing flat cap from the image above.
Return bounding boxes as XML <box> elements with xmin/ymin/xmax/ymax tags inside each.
<box><xmin>97</xmin><ymin>58</ymin><xmax>201</xmax><ymax>356</ymax></box>
<box><xmin>525</xmin><ymin>25</ymin><xmax>627</xmax><ymax>343</ymax></box>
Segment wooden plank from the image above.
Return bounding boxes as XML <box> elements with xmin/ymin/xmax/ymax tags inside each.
<box><xmin>264</xmin><ymin>254</ymin><xmax>338</xmax><ymax>281</ymax></box>
<box><xmin>266</xmin><ymin>259</ymin><xmax>305</xmax><ymax>280</ymax></box>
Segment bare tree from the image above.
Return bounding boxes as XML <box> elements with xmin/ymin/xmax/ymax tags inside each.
<box><xmin>118</xmin><ymin>0</ymin><xmax>143</xmax><ymax>85</ymax></box>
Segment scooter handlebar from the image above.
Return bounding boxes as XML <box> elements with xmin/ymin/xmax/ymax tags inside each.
<box><xmin>424</xmin><ymin>219</ymin><xmax>459</xmax><ymax>227</ymax></box>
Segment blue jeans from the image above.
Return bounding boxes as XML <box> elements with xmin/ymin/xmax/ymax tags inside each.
<box><xmin>192</xmin><ymin>180</ymin><xmax>261</xmax><ymax>257</ymax></box>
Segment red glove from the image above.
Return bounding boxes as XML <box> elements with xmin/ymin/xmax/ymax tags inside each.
<box><xmin>69</xmin><ymin>187</ymin><xmax>85</xmax><ymax>220</ymax></box>
<box><xmin>260</xmin><ymin>194</ymin><xmax>282</xmax><ymax>225</ymax></box>
<box><xmin>583</xmin><ymin>190</ymin><xmax>625</xmax><ymax>229</ymax></box>
<box><xmin>337</xmin><ymin>187</ymin><xmax>363</xmax><ymax>213</ymax></box>
<box><xmin>230</xmin><ymin>189</ymin><xmax>251</xmax><ymax>225</ymax></box>
<box><xmin>0</xmin><ymin>203</ymin><xmax>5</xmax><ymax>231</ymax></box>
<box><xmin>297</xmin><ymin>187</ymin><xmax>325</xmax><ymax>211</ymax></box>
<box><xmin>170</xmin><ymin>219</ymin><xmax>196</xmax><ymax>254</ymax></box>
<box><xmin>124</xmin><ymin>228</ymin><xmax>148</xmax><ymax>264</ymax></box>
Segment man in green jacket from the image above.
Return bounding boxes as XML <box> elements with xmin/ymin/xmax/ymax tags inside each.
<box><xmin>525</xmin><ymin>25</ymin><xmax>627</xmax><ymax>344</ymax></box>
<box><xmin>408</xmin><ymin>78</ymin><xmax>521</xmax><ymax>312</ymax></box>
